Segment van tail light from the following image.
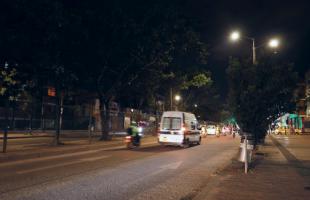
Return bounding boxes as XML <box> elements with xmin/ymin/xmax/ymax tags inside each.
<box><xmin>181</xmin><ymin>125</ymin><xmax>186</xmax><ymax>132</ymax></box>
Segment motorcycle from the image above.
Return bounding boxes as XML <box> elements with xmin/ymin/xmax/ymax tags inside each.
<box><xmin>125</xmin><ymin>135</ymin><xmax>140</xmax><ymax>149</ymax></box>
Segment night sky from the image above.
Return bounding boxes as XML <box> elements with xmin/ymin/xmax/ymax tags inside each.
<box><xmin>1</xmin><ymin>1</ymin><xmax>309</xmax><ymax>98</ymax></box>
<box><xmin>183</xmin><ymin>0</ymin><xmax>310</xmax><ymax>95</ymax></box>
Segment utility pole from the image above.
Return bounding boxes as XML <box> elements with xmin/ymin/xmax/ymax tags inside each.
<box><xmin>252</xmin><ymin>38</ymin><xmax>256</xmax><ymax>64</ymax></box>
<box><xmin>88</xmin><ymin>101</ymin><xmax>93</xmax><ymax>144</ymax></box>
<box><xmin>244</xmin><ymin>134</ymin><xmax>248</xmax><ymax>174</ymax></box>
<box><xmin>40</xmin><ymin>97</ymin><xmax>45</xmax><ymax>132</ymax></box>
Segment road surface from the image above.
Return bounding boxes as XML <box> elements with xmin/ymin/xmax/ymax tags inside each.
<box><xmin>0</xmin><ymin>135</ymin><xmax>239</xmax><ymax>200</ymax></box>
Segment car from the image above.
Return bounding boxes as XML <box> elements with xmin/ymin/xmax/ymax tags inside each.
<box><xmin>221</xmin><ymin>126</ymin><xmax>230</xmax><ymax>135</ymax></box>
<box><xmin>206</xmin><ymin>125</ymin><xmax>216</xmax><ymax>135</ymax></box>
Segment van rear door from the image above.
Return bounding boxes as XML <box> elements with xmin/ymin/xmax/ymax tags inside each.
<box><xmin>161</xmin><ymin>117</ymin><xmax>182</xmax><ymax>133</ymax></box>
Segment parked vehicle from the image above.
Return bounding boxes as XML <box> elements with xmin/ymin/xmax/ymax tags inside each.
<box><xmin>158</xmin><ymin>111</ymin><xmax>201</xmax><ymax>147</ymax></box>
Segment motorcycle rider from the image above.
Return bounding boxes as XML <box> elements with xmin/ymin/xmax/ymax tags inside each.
<box><xmin>128</xmin><ymin>121</ymin><xmax>140</xmax><ymax>146</ymax></box>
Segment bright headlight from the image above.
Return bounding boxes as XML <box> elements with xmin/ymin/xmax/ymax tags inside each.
<box><xmin>138</xmin><ymin>127</ymin><xmax>143</xmax><ymax>133</ymax></box>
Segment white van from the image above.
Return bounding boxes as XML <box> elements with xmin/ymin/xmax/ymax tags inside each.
<box><xmin>158</xmin><ymin>111</ymin><xmax>201</xmax><ymax>147</ymax></box>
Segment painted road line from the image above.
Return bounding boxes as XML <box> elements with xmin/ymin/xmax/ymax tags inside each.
<box><xmin>101</xmin><ymin>141</ymin><xmax>159</xmax><ymax>151</ymax></box>
<box><xmin>16</xmin><ymin>155</ymin><xmax>111</xmax><ymax>175</ymax></box>
<box><xmin>0</xmin><ymin>149</ymin><xmax>103</xmax><ymax>168</ymax></box>
<box><xmin>0</xmin><ymin>140</ymin><xmax>158</xmax><ymax>167</ymax></box>
<box><xmin>81</xmin><ymin>155</ymin><xmax>112</xmax><ymax>162</ymax></box>
<box><xmin>122</xmin><ymin>161</ymin><xmax>183</xmax><ymax>188</ymax></box>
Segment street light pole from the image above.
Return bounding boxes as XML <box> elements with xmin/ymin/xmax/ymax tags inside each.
<box><xmin>252</xmin><ymin>38</ymin><xmax>256</xmax><ymax>64</ymax></box>
<box><xmin>230</xmin><ymin>31</ymin><xmax>280</xmax><ymax>64</ymax></box>
<box><xmin>245</xmin><ymin>36</ymin><xmax>256</xmax><ymax>64</ymax></box>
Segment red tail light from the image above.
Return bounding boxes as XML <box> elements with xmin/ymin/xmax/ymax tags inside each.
<box><xmin>125</xmin><ymin>136</ymin><xmax>132</xmax><ymax>142</ymax></box>
<box><xmin>157</xmin><ymin>131</ymin><xmax>161</xmax><ymax>137</ymax></box>
<box><xmin>181</xmin><ymin>124</ymin><xmax>186</xmax><ymax>132</ymax></box>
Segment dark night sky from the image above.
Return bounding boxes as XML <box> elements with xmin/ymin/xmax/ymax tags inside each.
<box><xmin>182</xmin><ymin>0</ymin><xmax>310</xmax><ymax>96</ymax></box>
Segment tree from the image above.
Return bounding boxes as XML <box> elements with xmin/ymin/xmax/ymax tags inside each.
<box><xmin>66</xmin><ymin>1</ymin><xmax>213</xmax><ymax>140</ymax></box>
<box><xmin>0</xmin><ymin>63</ymin><xmax>21</xmax><ymax>152</ymax></box>
<box><xmin>227</xmin><ymin>57</ymin><xmax>297</xmax><ymax>143</ymax></box>
<box><xmin>0</xmin><ymin>0</ymin><xmax>214</xmax><ymax>142</ymax></box>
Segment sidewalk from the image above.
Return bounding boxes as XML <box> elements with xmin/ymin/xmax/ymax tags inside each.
<box><xmin>194</xmin><ymin>135</ymin><xmax>310</xmax><ymax>200</ymax></box>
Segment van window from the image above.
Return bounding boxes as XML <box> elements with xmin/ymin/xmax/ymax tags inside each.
<box><xmin>162</xmin><ymin>117</ymin><xmax>181</xmax><ymax>130</ymax></box>
<box><xmin>191</xmin><ymin>121</ymin><xmax>196</xmax><ymax>130</ymax></box>
<box><xmin>171</xmin><ymin>118</ymin><xmax>181</xmax><ymax>129</ymax></box>
<box><xmin>162</xmin><ymin>118</ymin><xmax>171</xmax><ymax>130</ymax></box>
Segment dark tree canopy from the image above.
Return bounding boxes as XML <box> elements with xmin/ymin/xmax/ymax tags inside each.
<box><xmin>227</xmin><ymin>57</ymin><xmax>297</xmax><ymax>142</ymax></box>
<box><xmin>0</xmin><ymin>0</ymin><xmax>215</xmax><ymax>140</ymax></box>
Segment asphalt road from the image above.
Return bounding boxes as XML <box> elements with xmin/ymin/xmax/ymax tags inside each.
<box><xmin>0</xmin><ymin>135</ymin><xmax>239</xmax><ymax>200</ymax></box>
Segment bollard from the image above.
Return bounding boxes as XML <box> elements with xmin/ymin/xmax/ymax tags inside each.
<box><xmin>239</xmin><ymin>134</ymin><xmax>254</xmax><ymax>174</ymax></box>
<box><xmin>244</xmin><ymin>135</ymin><xmax>248</xmax><ymax>174</ymax></box>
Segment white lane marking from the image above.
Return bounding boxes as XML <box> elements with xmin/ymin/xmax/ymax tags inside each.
<box><xmin>0</xmin><ymin>149</ymin><xmax>104</xmax><ymax>168</ymax></box>
<box><xmin>101</xmin><ymin>141</ymin><xmax>158</xmax><ymax>151</ymax></box>
<box><xmin>80</xmin><ymin>155</ymin><xmax>111</xmax><ymax>162</ymax></box>
<box><xmin>122</xmin><ymin>161</ymin><xmax>182</xmax><ymax>188</ymax></box>
<box><xmin>146</xmin><ymin>161</ymin><xmax>183</xmax><ymax>177</ymax></box>
<box><xmin>16</xmin><ymin>155</ymin><xmax>110</xmax><ymax>174</ymax></box>
<box><xmin>0</xmin><ymin>139</ymin><xmax>158</xmax><ymax>168</ymax></box>
<box><xmin>160</xmin><ymin>161</ymin><xmax>182</xmax><ymax>170</ymax></box>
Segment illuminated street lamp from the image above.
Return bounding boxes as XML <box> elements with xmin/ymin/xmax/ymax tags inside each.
<box><xmin>194</xmin><ymin>104</ymin><xmax>198</xmax><ymax>108</ymax></box>
<box><xmin>229</xmin><ymin>30</ymin><xmax>256</xmax><ymax>64</ymax></box>
<box><xmin>229</xmin><ymin>30</ymin><xmax>280</xmax><ymax>64</ymax></box>
<box><xmin>230</xmin><ymin>31</ymin><xmax>240</xmax><ymax>41</ymax></box>
<box><xmin>174</xmin><ymin>95</ymin><xmax>181</xmax><ymax>111</ymax></box>
<box><xmin>268</xmin><ymin>38</ymin><xmax>279</xmax><ymax>48</ymax></box>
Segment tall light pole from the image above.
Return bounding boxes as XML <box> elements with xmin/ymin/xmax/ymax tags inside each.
<box><xmin>252</xmin><ymin>38</ymin><xmax>256</xmax><ymax>64</ymax></box>
<box><xmin>229</xmin><ymin>30</ymin><xmax>280</xmax><ymax>64</ymax></box>
<box><xmin>230</xmin><ymin>31</ymin><xmax>256</xmax><ymax>64</ymax></box>
<box><xmin>174</xmin><ymin>95</ymin><xmax>181</xmax><ymax>111</ymax></box>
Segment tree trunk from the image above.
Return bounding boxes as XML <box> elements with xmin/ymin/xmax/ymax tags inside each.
<box><xmin>29</xmin><ymin>113</ymin><xmax>33</xmax><ymax>135</ymax></box>
<box><xmin>54</xmin><ymin>91</ymin><xmax>64</xmax><ymax>145</ymax></box>
<box><xmin>2</xmin><ymin>100</ymin><xmax>9</xmax><ymax>153</ymax></box>
<box><xmin>11</xmin><ymin>103</ymin><xmax>16</xmax><ymax>130</ymax></box>
<box><xmin>40</xmin><ymin>97</ymin><xmax>45</xmax><ymax>132</ymax></box>
<box><xmin>99</xmin><ymin>97</ymin><xmax>111</xmax><ymax>141</ymax></box>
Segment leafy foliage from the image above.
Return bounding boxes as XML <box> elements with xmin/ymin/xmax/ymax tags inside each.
<box><xmin>0</xmin><ymin>64</ymin><xmax>21</xmax><ymax>101</ymax></box>
<box><xmin>227</xmin><ymin>57</ymin><xmax>297</xmax><ymax>141</ymax></box>
<box><xmin>0</xmin><ymin>0</ymin><xmax>215</xmax><ymax>140</ymax></box>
